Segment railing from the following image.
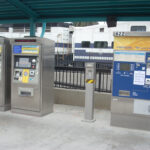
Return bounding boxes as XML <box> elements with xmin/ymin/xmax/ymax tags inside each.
<box><xmin>54</xmin><ymin>66</ymin><xmax>111</xmax><ymax>93</ymax></box>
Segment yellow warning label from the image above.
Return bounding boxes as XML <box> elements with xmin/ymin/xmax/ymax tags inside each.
<box><xmin>114</xmin><ymin>36</ymin><xmax>150</xmax><ymax>51</ymax></box>
<box><xmin>22</xmin><ymin>69</ymin><xmax>29</xmax><ymax>83</ymax></box>
<box><xmin>86</xmin><ymin>79</ymin><xmax>94</xmax><ymax>84</ymax></box>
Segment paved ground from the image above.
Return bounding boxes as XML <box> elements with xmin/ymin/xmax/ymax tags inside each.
<box><xmin>0</xmin><ymin>104</ymin><xmax>150</xmax><ymax>150</ymax></box>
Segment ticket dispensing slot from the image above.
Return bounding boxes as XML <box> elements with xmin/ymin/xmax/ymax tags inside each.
<box><xmin>18</xmin><ymin>88</ymin><xmax>33</xmax><ymax>97</ymax></box>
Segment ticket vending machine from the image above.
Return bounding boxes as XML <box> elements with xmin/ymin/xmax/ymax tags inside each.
<box><xmin>11</xmin><ymin>37</ymin><xmax>54</xmax><ymax>116</ymax></box>
<box><xmin>111</xmin><ymin>32</ymin><xmax>150</xmax><ymax>130</ymax></box>
<box><xmin>0</xmin><ymin>37</ymin><xmax>11</xmax><ymax>111</ymax></box>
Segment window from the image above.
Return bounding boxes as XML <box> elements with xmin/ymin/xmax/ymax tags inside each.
<box><xmin>94</xmin><ymin>41</ymin><xmax>108</xmax><ymax>48</ymax></box>
<box><xmin>130</xmin><ymin>26</ymin><xmax>146</xmax><ymax>32</ymax></box>
<box><xmin>0</xmin><ymin>27</ymin><xmax>9</xmax><ymax>32</ymax></box>
<box><xmin>69</xmin><ymin>31</ymin><xmax>74</xmax><ymax>34</ymax></box>
<box><xmin>25</xmin><ymin>27</ymin><xmax>30</xmax><ymax>32</ymax></box>
<box><xmin>45</xmin><ymin>27</ymin><xmax>51</xmax><ymax>32</ymax></box>
<box><xmin>25</xmin><ymin>27</ymin><xmax>37</xmax><ymax>32</ymax></box>
<box><xmin>100</xmin><ymin>28</ymin><xmax>104</xmax><ymax>32</ymax></box>
<box><xmin>13</xmin><ymin>27</ymin><xmax>24</xmax><ymax>32</ymax></box>
<box><xmin>111</xmin><ymin>42</ymin><xmax>114</xmax><ymax>48</ymax></box>
<box><xmin>81</xmin><ymin>41</ymin><xmax>90</xmax><ymax>48</ymax></box>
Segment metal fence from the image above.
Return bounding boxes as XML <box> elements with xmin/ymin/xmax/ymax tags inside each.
<box><xmin>55</xmin><ymin>54</ymin><xmax>113</xmax><ymax>69</ymax></box>
<box><xmin>54</xmin><ymin>66</ymin><xmax>112</xmax><ymax>93</ymax></box>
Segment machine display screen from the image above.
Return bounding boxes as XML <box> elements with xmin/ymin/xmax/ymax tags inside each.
<box><xmin>14</xmin><ymin>56</ymin><xmax>37</xmax><ymax>69</ymax></box>
<box><xmin>18</xmin><ymin>58</ymin><xmax>31</xmax><ymax>68</ymax></box>
<box><xmin>120</xmin><ymin>63</ymin><xmax>130</xmax><ymax>71</ymax></box>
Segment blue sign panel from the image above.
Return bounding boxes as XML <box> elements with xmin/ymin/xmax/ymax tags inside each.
<box><xmin>74</xmin><ymin>49</ymin><xmax>113</xmax><ymax>62</ymax></box>
<box><xmin>13</xmin><ymin>45</ymin><xmax>22</xmax><ymax>54</ymax></box>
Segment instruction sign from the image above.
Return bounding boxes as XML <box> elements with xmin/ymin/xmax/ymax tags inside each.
<box><xmin>114</xmin><ymin>36</ymin><xmax>150</xmax><ymax>51</ymax></box>
<box><xmin>13</xmin><ymin>45</ymin><xmax>39</xmax><ymax>54</ymax></box>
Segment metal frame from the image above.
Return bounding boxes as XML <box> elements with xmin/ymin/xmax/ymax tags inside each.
<box><xmin>1</xmin><ymin>0</ymin><xmax>150</xmax><ymax>36</ymax></box>
<box><xmin>7</xmin><ymin>0</ymin><xmax>38</xmax><ymax>18</ymax></box>
<box><xmin>0</xmin><ymin>38</ymin><xmax>11</xmax><ymax>111</ymax></box>
<box><xmin>54</xmin><ymin>66</ymin><xmax>111</xmax><ymax>93</ymax></box>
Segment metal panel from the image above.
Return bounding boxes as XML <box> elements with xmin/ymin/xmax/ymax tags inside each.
<box><xmin>0</xmin><ymin>37</ymin><xmax>11</xmax><ymax>111</ymax></box>
<box><xmin>2</xmin><ymin>1</ymin><xmax>150</xmax><ymax>23</ymax></box>
<box><xmin>41</xmin><ymin>38</ymin><xmax>54</xmax><ymax>115</ymax></box>
<box><xmin>111</xmin><ymin>113</ymin><xmax>150</xmax><ymax>131</ymax></box>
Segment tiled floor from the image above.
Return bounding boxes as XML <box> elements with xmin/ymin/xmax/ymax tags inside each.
<box><xmin>0</xmin><ymin>104</ymin><xmax>150</xmax><ymax>150</ymax></box>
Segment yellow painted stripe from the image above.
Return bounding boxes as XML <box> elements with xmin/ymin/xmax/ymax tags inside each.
<box><xmin>88</xmin><ymin>80</ymin><xmax>94</xmax><ymax>83</ymax></box>
<box><xmin>86</xmin><ymin>79</ymin><xmax>94</xmax><ymax>83</ymax></box>
<box><xmin>0</xmin><ymin>46</ymin><xmax>2</xmax><ymax>53</ymax></box>
<box><xmin>22</xmin><ymin>48</ymin><xmax>39</xmax><ymax>50</ymax></box>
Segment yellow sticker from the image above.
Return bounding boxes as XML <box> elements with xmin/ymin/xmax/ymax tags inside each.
<box><xmin>0</xmin><ymin>45</ymin><xmax>2</xmax><ymax>54</ymax></box>
<box><xmin>22</xmin><ymin>45</ymin><xmax>39</xmax><ymax>54</ymax></box>
<box><xmin>86</xmin><ymin>79</ymin><xmax>95</xmax><ymax>84</ymax></box>
<box><xmin>22</xmin><ymin>69</ymin><xmax>29</xmax><ymax>83</ymax></box>
<box><xmin>114</xmin><ymin>36</ymin><xmax>150</xmax><ymax>51</ymax></box>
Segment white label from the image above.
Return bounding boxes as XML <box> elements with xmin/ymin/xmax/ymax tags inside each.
<box><xmin>146</xmin><ymin>68</ymin><xmax>150</xmax><ymax>75</ymax></box>
<box><xmin>112</xmin><ymin>98</ymin><xmax>118</xmax><ymax>101</ymax></box>
<box><xmin>87</xmin><ymin>70</ymin><xmax>92</xmax><ymax>78</ymax></box>
<box><xmin>133</xmin><ymin>71</ymin><xmax>145</xmax><ymax>85</ymax></box>
<box><xmin>114</xmin><ymin>51</ymin><xmax>145</xmax><ymax>63</ymax></box>
<box><xmin>145</xmin><ymin>78</ymin><xmax>150</xmax><ymax>85</ymax></box>
<box><xmin>134</xmin><ymin>99</ymin><xmax>150</xmax><ymax>115</ymax></box>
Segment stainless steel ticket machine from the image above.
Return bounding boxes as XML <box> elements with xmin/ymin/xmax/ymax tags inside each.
<box><xmin>0</xmin><ymin>37</ymin><xmax>11</xmax><ymax>111</ymax></box>
<box><xmin>11</xmin><ymin>37</ymin><xmax>54</xmax><ymax>116</ymax></box>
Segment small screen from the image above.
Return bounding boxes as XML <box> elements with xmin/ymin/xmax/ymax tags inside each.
<box><xmin>18</xmin><ymin>58</ymin><xmax>31</xmax><ymax>68</ymax></box>
<box><xmin>120</xmin><ymin>63</ymin><xmax>130</xmax><ymax>71</ymax></box>
<box><xmin>14</xmin><ymin>56</ymin><xmax>37</xmax><ymax>69</ymax></box>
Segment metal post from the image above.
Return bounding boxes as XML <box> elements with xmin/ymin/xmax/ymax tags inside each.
<box><xmin>30</xmin><ymin>19</ymin><xmax>36</xmax><ymax>37</ymax></box>
<box><xmin>83</xmin><ymin>62</ymin><xmax>96</xmax><ymax>122</ymax></box>
<box><xmin>40</xmin><ymin>22</ymin><xmax>46</xmax><ymax>38</ymax></box>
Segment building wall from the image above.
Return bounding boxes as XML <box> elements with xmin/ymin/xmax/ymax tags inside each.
<box><xmin>54</xmin><ymin>88</ymin><xmax>111</xmax><ymax>110</ymax></box>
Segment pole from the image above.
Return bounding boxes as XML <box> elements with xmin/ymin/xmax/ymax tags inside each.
<box><xmin>30</xmin><ymin>18</ymin><xmax>36</xmax><ymax>37</ymax></box>
<box><xmin>83</xmin><ymin>62</ymin><xmax>96</xmax><ymax>122</ymax></box>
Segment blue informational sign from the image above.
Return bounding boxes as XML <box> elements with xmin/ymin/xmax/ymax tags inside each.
<box><xmin>113</xmin><ymin>52</ymin><xmax>150</xmax><ymax>100</ymax></box>
<box><xmin>74</xmin><ymin>49</ymin><xmax>113</xmax><ymax>62</ymax></box>
<box><xmin>13</xmin><ymin>45</ymin><xmax>22</xmax><ymax>54</ymax></box>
